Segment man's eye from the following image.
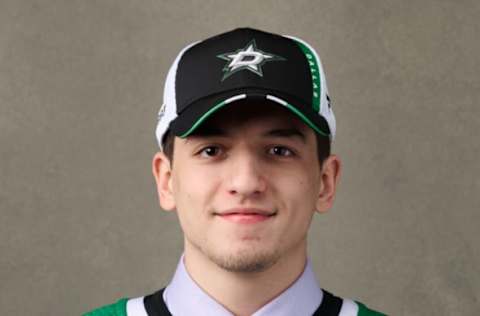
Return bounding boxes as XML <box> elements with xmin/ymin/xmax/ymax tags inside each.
<box><xmin>199</xmin><ymin>146</ymin><xmax>221</xmax><ymax>157</ymax></box>
<box><xmin>268</xmin><ymin>146</ymin><xmax>294</xmax><ymax>157</ymax></box>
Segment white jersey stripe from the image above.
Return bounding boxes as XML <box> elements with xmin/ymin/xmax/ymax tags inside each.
<box><xmin>339</xmin><ymin>298</ymin><xmax>359</xmax><ymax>316</ymax></box>
<box><xmin>126</xmin><ymin>296</ymin><xmax>148</xmax><ymax>316</ymax></box>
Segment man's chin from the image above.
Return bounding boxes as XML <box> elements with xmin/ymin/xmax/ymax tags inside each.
<box><xmin>208</xmin><ymin>249</ymin><xmax>280</xmax><ymax>273</ymax></box>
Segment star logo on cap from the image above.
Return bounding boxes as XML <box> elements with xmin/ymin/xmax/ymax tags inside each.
<box><xmin>217</xmin><ymin>40</ymin><xmax>285</xmax><ymax>81</ymax></box>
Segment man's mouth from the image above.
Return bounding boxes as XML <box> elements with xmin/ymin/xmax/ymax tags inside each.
<box><xmin>214</xmin><ymin>208</ymin><xmax>276</xmax><ymax>224</ymax></box>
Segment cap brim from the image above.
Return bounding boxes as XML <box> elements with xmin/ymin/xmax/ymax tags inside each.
<box><xmin>169</xmin><ymin>89</ymin><xmax>331</xmax><ymax>138</ymax></box>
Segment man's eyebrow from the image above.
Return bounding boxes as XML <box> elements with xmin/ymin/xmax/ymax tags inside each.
<box><xmin>262</xmin><ymin>128</ymin><xmax>306</xmax><ymax>143</ymax></box>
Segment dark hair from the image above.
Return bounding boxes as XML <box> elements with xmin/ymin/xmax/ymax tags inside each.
<box><xmin>161</xmin><ymin>130</ymin><xmax>330</xmax><ymax>166</ymax></box>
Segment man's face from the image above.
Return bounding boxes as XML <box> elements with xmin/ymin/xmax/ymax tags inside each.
<box><xmin>154</xmin><ymin>101</ymin><xmax>335</xmax><ymax>273</ymax></box>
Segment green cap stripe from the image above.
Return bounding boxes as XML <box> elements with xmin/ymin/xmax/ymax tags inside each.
<box><xmin>294</xmin><ymin>40</ymin><xmax>321</xmax><ymax>112</ymax></box>
<box><xmin>179</xmin><ymin>101</ymin><xmax>227</xmax><ymax>138</ymax></box>
<box><xmin>281</xmin><ymin>102</ymin><xmax>329</xmax><ymax>137</ymax></box>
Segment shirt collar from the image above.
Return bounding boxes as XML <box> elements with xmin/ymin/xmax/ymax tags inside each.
<box><xmin>163</xmin><ymin>254</ymin><xmax>323</xmax><ymax>316</ymax></box>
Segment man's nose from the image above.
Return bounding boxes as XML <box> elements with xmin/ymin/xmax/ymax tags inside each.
<box><xmin>225</xmin><ymin>152</ymin><xmax>267</xmax><ymax>198</ymax></box>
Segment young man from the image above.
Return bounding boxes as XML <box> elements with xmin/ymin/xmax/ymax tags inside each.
<box><xmin>85</xmin><ymin>28</ymin><xmax>385</xmax><ymax>316</ymax></box>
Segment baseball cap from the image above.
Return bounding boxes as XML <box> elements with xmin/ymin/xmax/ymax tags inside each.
<box><xmin>155</xmin><ymin>27</ymin><xmax>335</xmax><ymax>149</ymax></box>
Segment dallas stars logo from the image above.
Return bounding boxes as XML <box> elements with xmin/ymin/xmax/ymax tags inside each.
<box><xmin>217</xmin><ymin>40</ymin><xmax>285</xmax><ymax>81</ymax></box>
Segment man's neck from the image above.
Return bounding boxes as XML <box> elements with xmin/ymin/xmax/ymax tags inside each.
<box><xmin>183</xmin><ymin>243</ymin><xmax>308</xmax><ymax>316</ymax></box>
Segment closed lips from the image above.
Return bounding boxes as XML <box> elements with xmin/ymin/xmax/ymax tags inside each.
<box><xmin>215</xmin><ymin>208</ymin><xmax>276</xmax><ymax>216</ymax></box>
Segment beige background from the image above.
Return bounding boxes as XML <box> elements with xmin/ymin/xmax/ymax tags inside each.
<box><xmin>1</xmin><ymin>0</ymin><xmax>479</xmax><ymax>315</ymax></box>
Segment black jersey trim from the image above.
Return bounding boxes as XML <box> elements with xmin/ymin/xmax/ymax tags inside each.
<box><xmin>312</xmin><ymin>289</ymin><xmax>343</xmax><ymax>316</ymax></box>
<box><xmin>143</xmin><ymin>288</ymin><xmax>172</xmax><ymax>316</ymax></box>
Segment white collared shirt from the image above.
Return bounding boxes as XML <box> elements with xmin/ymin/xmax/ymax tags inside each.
<box><xmin>162</xmin><ymin>254</ymin><xmax>323</xmax><ymax>316</ymax></box>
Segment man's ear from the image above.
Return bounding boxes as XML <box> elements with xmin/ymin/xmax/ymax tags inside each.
<box><xmin>316</xmin><ymin>154</ymin><xmax>341</xmax><ymax>214</ymax></box>
<box><xmin>152</xmin><ymin>151</ymin><xmax>176</xmax><ymax>211</ymax></box>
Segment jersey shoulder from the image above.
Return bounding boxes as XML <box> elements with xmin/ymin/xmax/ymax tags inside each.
<box><xmin>82</xmin><ymin>298</ymin><xmax>129</xmax><ymax>316</ymax></box>
<box><xmin>355</xmin><ymin>300</ymin><xmax>387</xmax><ymax>316</ymax></box>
